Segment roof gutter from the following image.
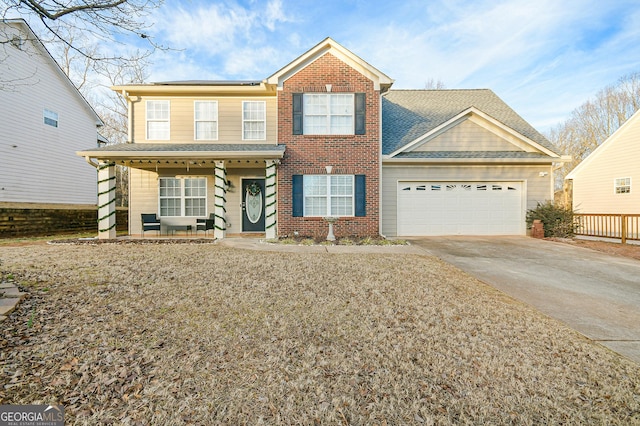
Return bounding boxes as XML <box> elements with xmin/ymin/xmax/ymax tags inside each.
<box><xmin>382</xmin><ymin>157</ymin><xmax>560</xmax><ymax>165</ymax></box>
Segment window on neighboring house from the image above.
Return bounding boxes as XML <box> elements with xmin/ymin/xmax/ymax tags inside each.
<box><xmin>615</xmin><ymin>177</ymin><xmax>631</xmax><ymax>194</ymax></box>
<box><xmin>159</xmin><ymin>177</ymin><xmax>207</xmax><ymax>217</ymax></box>
<box><xmin>293</xmin><ymin>93</ymin><xmax>365</xmax><ymax>135</ymax></box>
<box><xmin>242</xmin><ymin>101</ymin><xmax>266</xmax><ymax>140</ymax></box>
<box><xmin>292</xmin><ymin>174</ymin><xmax>366</xmax><ymax>217</ymax></box>
<box><xmin>146</xmin><ymin>100</ymin><xmax>170</xmax><ymax>140</ymax></box>
<box><xmin>194</xmin><ymin>101</ymin><xmax>218</xmax><ymax>140</ymax></box>
<box><xmin>43</xmin><ymin>109</ymin><xmax>58</xmax><ymax>127</ymax></box>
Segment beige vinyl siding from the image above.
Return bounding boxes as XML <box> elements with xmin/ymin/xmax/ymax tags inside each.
<box><xmin>413</xmin><ymin>119</ymin><xmax>525</xmax><ymax>152</ymax></box>
<box><xmin>381</xmin><ymin>164</ymin><xmax>553</xmax><ymax>236</ymax></box>
<box><xmin>133</xmin><ymin>96</ymin><xmax>277</xmax><ymax>144</ymax></box>
<box><xmin>571</xmin><ymin>119</ymin><xmax>640</xmax><ymax>214</ymax></box>
<box><xmin>129</xmin><ymin>166</ymin><xmax>267</xmax><ymax>235</ymax></box>
<box><xmin>130</xmin><ymin>168</ymin><xmax>218</xmax><ymax>235</ymax></box>
<box><xmin>0</xmin><ymin>23</ymin><xmax>98</xmax><ymax>205</ymax></box>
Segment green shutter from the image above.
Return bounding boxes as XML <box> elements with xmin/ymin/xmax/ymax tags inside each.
<box><xmin>355</xmin><ymin>93</ymin><xmax>365</xmax><ymax>135</ymax></box>
<box><xmin>293</xmin><ymin>93</ymin><xmax>303</xmax><ymax>135</ymax></box>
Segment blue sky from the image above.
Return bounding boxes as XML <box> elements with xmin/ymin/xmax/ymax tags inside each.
<box><xmin>141</xmin><ymin>0</ymin><xmax>640</xmax><ymax>133</ymax></box>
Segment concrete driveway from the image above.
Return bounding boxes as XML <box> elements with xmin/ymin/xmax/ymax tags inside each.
<box><xmin>410</xmin><ymin>236</ymin><xmax>640</xmax><ymax>364</ymax></box>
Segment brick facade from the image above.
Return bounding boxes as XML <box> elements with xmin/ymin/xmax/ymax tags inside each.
<box><xmin>277</xmin><ymin>53</ymin><xmax>380</xmax><ymax>238</ymax></box>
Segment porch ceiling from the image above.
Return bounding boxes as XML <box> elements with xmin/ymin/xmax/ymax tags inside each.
<box><xmin>77</xmin><ymin>143</ymin><xmax>286</xmax><ymax>166</ymax></box>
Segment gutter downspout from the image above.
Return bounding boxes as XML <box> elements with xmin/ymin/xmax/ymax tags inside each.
<box><xmin>84</xmin><ymin>156</ymin><xmax>99</xmax><ymax>168</ymax></box>
<box><xmin>122</xmin><ymin>90</ymin><xmax>133</xmax><ymax>143</ymax></box>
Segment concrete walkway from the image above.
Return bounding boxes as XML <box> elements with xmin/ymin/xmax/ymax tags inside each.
<box><xmin>409</xmin><ymin>236</ymin><xmax>640</xmax><ymax>364</ymax></box>
<box><xmin>0</xmin><ymin>278</ymin><xmax>27</xmax><ymax>322</ymax></box>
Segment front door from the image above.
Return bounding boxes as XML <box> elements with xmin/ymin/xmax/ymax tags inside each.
<box><xmin>242</xmin><ymin>178</ymin><xmax>265</xmax><ymax>232</ymax></box>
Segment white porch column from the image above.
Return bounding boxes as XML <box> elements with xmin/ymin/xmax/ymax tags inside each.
<box><xmin>214</xmin><ymin>160</ymin><xmax>227</xmax><ymax>239</ymax></box>
<box><xmin>97</xmin><ymin>161</ymin><xmax>117</xmax><ymax>239</ymax></box>
<box><xmin>265</xmin><ymin>159</ymin><xmax>278</xmax><ymax>239</ymax></box>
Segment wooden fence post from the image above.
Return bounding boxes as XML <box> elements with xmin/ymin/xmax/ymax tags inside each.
<box><xmin>622</xmin><ymin>215</ymin><xmax>627</xmax><ymax>245</ymax></box>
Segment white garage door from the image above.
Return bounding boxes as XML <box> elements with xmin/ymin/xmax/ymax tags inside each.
<box><xmin>397</xmin><ymin>181</ymin><xmax>524</xmax><ymax>236</ymax></box>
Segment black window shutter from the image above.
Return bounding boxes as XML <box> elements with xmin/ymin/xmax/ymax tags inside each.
<box><xmin>355</xmin><ymin>93</ymin><xmax>365</xmax><ymax>135</ymax></box>
<box><xmin>355</xmin><ymin>174</ymin><xmax>366</xmax><ymax>216</ymax></box>
<box><xmin>292</xmin><ymin>174</ymin><xmax>304</xmax><ymax>217</ymax></box>
<box><xmin>293</xmin><ymin>93</ymin><xmax>303</xmax><ymax>135</ymax></box>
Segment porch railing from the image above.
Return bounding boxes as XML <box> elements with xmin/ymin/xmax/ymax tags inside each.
<box><xmin>573</xmin><ymin>214</ymin><xmax>640</xmax><ymax>244</ymax></box>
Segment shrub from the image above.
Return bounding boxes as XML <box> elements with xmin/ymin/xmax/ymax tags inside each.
<box><xmin>526</xmin><ymin>201</ymin><xmax>575</xmax><ymax>238</ymax></box>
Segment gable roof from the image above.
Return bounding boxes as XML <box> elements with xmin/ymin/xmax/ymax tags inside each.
<box><xmin>1</xmin><ymin>19</ymin><xmax>103</xmax><ymax>127</ymax></box>
<box><xmin>382</xmin><ymin>89</ymin><xmax>558</xmax><ymax>157</ymax></box>
<box><xmin>266</xmin><ymin>37</ymin><xmax>394</xmax><ymax>92</ymax></box>
<box><xmin>565</xmin><ymin>108</ymin><xmax>640</xmax><ymax>180</ymax></box>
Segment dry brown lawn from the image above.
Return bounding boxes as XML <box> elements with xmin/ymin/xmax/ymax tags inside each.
<box><xmin>1</xmin><ymin>242</ymin><xmax>639</xmax><ymax>425</ymax></box>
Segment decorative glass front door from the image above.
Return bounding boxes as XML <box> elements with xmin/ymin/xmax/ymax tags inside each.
<box><xmin>242</xmin><ymin>178</ymin><xmax>265</xmax><ymax>232</ymax></box>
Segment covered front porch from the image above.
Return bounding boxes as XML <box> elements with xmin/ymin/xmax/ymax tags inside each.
<box><xmin>77</xmin><ymin>143</ymin><xmax>285</xmax><ymax>240</ymax></box>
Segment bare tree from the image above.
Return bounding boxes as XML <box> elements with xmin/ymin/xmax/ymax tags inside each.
<box><xmin>1</xmin><ymin>0</ymin><xmax>164</xmax><ymax>66</ymax></box>
<box><xmin>424</xmin><ymin>78</ymin><xmax>446</xmax><ymax>90</ymax></box>
<box><xmin>549</xmin><ymin>71</ymin><xmax>640</xmax><ymax>192</ymax></box>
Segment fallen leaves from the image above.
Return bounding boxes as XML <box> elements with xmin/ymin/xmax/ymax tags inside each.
<box><xmin>0</xmin><ymin>244</ymin><xmax>639</xmax><ymax>424</ymax></box>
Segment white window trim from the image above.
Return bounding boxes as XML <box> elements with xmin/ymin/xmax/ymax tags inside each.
<box><xmin>43</xmin><ymin>109</ymin><xmax>58</xmax><ymax>127</ymax></box>
<box><xmin>159</xmin><ymin>177</ymin><xmax>207</xmax><ymax>217</ymax></box>
<box><xmin>242</xmin><ymin>100</ymin><xmax>266</xmax><ymax>141</ymax></box>
<box><xmin>146</xmin><ymin>100</ymin><xmax>170</xmax><ymax>140</ymax></box>
<box><xmin>303</xmin><ymin>93</ymin><xmax>354</xmax><ymax>135</ymax></box>
<box><xmin>194</xmin><ymin>100</ymin><xmax>218</xmax><ymax>141</ymax></box>
<box><xmin>303</xmin><ymin>174</ymin><xmax>355</xmax><ymax>217</ymax></box>
<box><xmin>614</xmin><ymin>177</ymin><xmax>631</xmax><ymax>194</ymax></box>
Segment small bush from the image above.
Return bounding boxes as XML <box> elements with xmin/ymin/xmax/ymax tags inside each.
<box><xmin>339</xmin><ymin>238</ymin><xmax>355</xmax><ymax>246</ymax></box>
<box><xmin>526</xmin><ymin>201</ymin><xmax>575</xmax><ymax>238</ymax></box>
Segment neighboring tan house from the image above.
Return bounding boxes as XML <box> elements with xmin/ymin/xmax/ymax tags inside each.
<box><xmin>77</xmin><ymin>38</ymin><xmax>564</xmax><ymax>239</ymax></box>
<box><xmin>566</xmin><ymin>109</ymin><xmax>640</xmax><ymax>214</ymax></box>
<box><xmin>0</xmin><ymin>19</ymin><xmax>103</xmax><ymax>235</ymax></box>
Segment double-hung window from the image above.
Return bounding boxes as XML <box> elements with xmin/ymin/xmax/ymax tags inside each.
<box><xmin>146</xmin><ymin>100</ymin><xmax>170</xmax><ymax>140</ymax></box>
<box><xmin>293</xmin><ymin>93</ymin><xmax>365</xmax><ymax>135</ymax></box>
<box><xmin>242</xmin><ymin>101</ymin><xmax>266</xmax><ymax>140</ymax></box>
<box><xmin>615</xmin><ymin>177</ymin><xmax>631</xmax><ymax>194</ymax></box>
<box><xmin>303</xmin><ymin>94</ymin><xmax>354</xmax><ymax>134</ymax></box>
<box><xmin>292</xmin><ymin>174</ymin><xmax>366</xmax><ymax>217</ymax></box>
<box><xmin>194</xmin><ymin>101</ymin><xmax>218</xmax><ymax>140</ymax></box>
<box><xmin>159</xmin><ymin>177</ymin><xmax>207</xmax><ymax>217</ymax></box>
<box><xmin>43</xmin><ymin>109</ymin><xmax>58</xmax><ymax>127</ymax></box>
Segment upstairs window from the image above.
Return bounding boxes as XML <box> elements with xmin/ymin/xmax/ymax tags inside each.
<box><xmin>43</xmin><ymin>109</ymin><xmax>58</xmax><ymax>127</ymax></box>
<box><xmin>293</xmin><ymin>93</ymin><xmax>365</xmax><ymax>135</ymax></box>
<box><xmin>615</xmin><ymin>177</ymin><xmax>631</xmax><ymax>194</ymax></box>
<box><xmin>146</xmin><ymin>100</ymin><xmax>170</xmax><ymax>140</ymax></box>
<box><xmin>194</xmin><ymin>101</ymin><xmax>218</xmax><ymax>140</ymax></box>
<box><xmin>242</xmin><ymin>101</ymin><xmax>266</xmax><ymax>140</ymax></box>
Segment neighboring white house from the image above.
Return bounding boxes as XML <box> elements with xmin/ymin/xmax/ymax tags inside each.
<box><xmin>566</xmin><ymin>109</ymin><xmax>640</xmax><ymax>214</ymax></box>
<box><xmin>0</xmin><ymin>19</ymin><xmax>102</xmax><ymax>207</ymax></box>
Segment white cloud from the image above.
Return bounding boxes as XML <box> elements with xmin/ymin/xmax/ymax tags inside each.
<box><xmin>144</xmin><ymin>0</ymin><xmax>640</xmax><ymax>130</ymax></box>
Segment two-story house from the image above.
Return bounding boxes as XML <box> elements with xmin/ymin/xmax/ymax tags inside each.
<box><xmin>78</xmin><ymin>38</ymin><xmax>564</xmax><ymax>240</ymax></box>
<box><xmin>1</xmin><ymin>19</ymin><xmax>103</xmax><ymax>236</ymax></box>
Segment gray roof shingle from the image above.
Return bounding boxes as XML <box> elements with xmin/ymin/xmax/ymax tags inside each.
<box><xmin>382</xmin><ymin>89</ymin><xmax>557</xmax><ymax>156</ymax></box>
<box><xmin>392</xmin><ymin>151</ymin><xmax>551</xmax><ymax>159</ymax></box>
<box><xmin>81</xmin><ymin>143</ymin><xmax>285</xmax><ymax>153</ymax></box>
